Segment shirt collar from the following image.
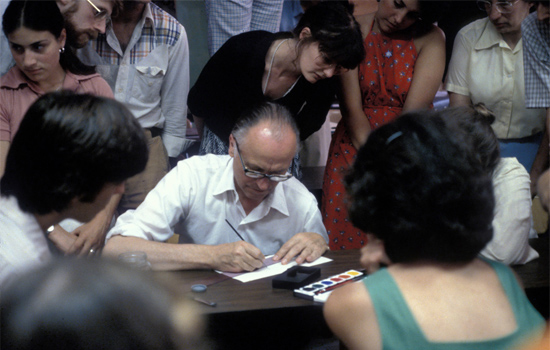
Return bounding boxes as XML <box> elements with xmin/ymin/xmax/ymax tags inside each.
<box><xmin>475</xmin><ymin>17</ymin><xmax>521</xmax><ymax>52</ymax></box>
<box><xmin>0</xmin><ymin>67</ymin><xmax>97</xmax><ymax>93</ymax></box>
<box><xmin>212</xmin><ymin>156</ymin><xmax>290</xmax><ymax>217</ymax></box>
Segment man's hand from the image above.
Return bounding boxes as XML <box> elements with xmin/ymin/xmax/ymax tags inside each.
<box><xmin>67</xmin><ymin>217</ymin><xmax>112</xmax><ymax>257</ymax></box>
<box><xmin>210</xmin><ymin>241</ymin><xmax>265</xmax><ymax>272</ymax></box>
<box><xmin>273</xmin><ymin>232</ymin><xmax>328</xmax><ymax>265</ymax></box>
<box><xmin>48</xmin><ymin>225</ymin><xmax>77</xmax><ymax>253</ymax></box>
<box><xmin>360</xmin><ymin>234</ymin><xmax>392</xmax><ymax>274</ymax></box>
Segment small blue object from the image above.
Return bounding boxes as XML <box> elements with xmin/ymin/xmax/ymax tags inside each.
<box><xmin>191</xmin><ymin>284</ymin><xmax>207</xmax><ymax>293</ymax></box>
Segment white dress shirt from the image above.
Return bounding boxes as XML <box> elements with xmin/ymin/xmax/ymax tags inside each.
<box><xmin>78</xmin><ymin>3</ymin><xmax>191</xmax><ymax>156</ymax></box>
<box><xmin>481</xmin><ymin>158</ymin><xmax>539</xmax><ymax>265</ymax></box>
<box><xmin>0</xmin><ymin>196</ymin><xmax>51</xmax><ymax>286</ymax></box>
<box><xmin>107</xmin><ymin>155</ymin><xmax>328</xmax><ymax>255</ymax></box>
<box><xmin>446</xmin><ymin>18</ymin><xmax>545</xmax><ymax>139</ymax></box>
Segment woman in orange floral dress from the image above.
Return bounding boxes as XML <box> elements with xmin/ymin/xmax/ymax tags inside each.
<box><xmin>322</xmin><ymin>0</ymin><xmax>448</xmax><ymax>250</ymax></box>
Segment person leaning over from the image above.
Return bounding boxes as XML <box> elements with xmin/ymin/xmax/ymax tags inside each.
<box><xmin>0</xmin><ymin>91</ymin><xmax>148</xmax><ymax>286</ymax></box>
<box><xmin>103</xmin><ymin>102</ymin><xmax>329</xmax><ymax>272</ymax></box>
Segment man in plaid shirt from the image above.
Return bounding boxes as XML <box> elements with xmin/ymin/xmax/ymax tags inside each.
<box><xmin>78</xmin><ymin>0</ymin><xmax>191</xmax><ymax>213</ymax></box>
<box><xmin>522</xmin><ymin>0</ymin><xmax>549</xmax><ymax>204</ymax></box>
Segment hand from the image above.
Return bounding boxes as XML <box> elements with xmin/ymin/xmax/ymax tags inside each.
<box><xmin>47</xmin><ymin>225</ymin><xmax>77</xmax><ymax>254</ymax></box>
<box><xmin>210</xmin><ymin>241</ymin><xmax>265</xmax><ymax>272</ymax></box>
<box><xmin>360</xmin><ymin>234</ymin><xmax>392</xmax><ymax>274</ymax></box>
<box><xmin>273</xmin><ymin>232</ymin><xmax>328</xmax><ymax>265</ymax></box>
<box><xmin>67</xmin><ymin>219</ymin><xmax>111</xmax><ymax>257</ymax></box>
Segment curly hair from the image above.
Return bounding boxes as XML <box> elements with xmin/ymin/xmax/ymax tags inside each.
<box><xmin>345</xmin><ymin>110</ymin><xmax>494</xmax><ymax>263</ymax></box>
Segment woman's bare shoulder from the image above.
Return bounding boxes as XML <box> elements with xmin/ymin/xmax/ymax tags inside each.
<box><xmin>356</xmin><ymin>13</ymin><xmax>376</xmax><ymax>39</ymax></box>
<box><xmin>414</xmin><ymin>24</ymin><xmax>445</xmax><ymax>53</ymax></box>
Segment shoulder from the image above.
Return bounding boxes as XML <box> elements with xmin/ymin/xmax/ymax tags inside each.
<box><xmin>414</xmin><ymin>24</ymin><xmax>445</xmax><ymax>53</ymax></box>
<box><xmin>178</xmin><ymin>154</ymin><xmax>231</xmax><ymax>172</ymax></box>
<box><xmin>493</xmin><ymin>158</ymin><xmax>529</xmax><ymax>183</ymax></box>
<box><xmin>149</xmin><ymin>3</ymin><xmax>184</xmax><ymax>45</ymax></box>
<box><xmin>281</xmin><ymin>177</ymin><xmax>317</xmax><ymax>201</ymax></box>
<box><xmin>456</xmin><ymin>18</ymin><xmax>490</xmax><ymax>42</ymax></box>
<box><xmin>68</xmin><ymin>72</ymin><xmax>113</xmax><ymax>97</ymax></box>
<box><xmin>356</xmin><ymin>13</ymin><xmax>375</xmax><ymax>39</ymax></box>
<box><xmin>1</xmin><ymin>67</ymin><xmax>26</xmax><ymax>89</ymax></box>
<box><xmin>324</xmin><ymin>281</ymin><xmax>379</xmax><ymax>348</ymax></box>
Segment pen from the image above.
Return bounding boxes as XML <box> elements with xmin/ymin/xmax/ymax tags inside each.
<box><xmin>225</xmin><ymin>219</ymin><xmax>246</xmax><ymax>241</ymax></box>
<box><xmin>225</xmin><ymin>219</ymin><xmax>267</xmax><ymax>269</ymax></box>
<box><xmin>193</xmin><ymin>297</ymin><xmax>217</xmax><ymax>307</ymax></box>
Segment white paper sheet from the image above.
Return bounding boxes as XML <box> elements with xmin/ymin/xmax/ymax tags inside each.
<box><xmin>217</xmin><ymin>256</ymin><xmax>333</xmax><ymax>283</ymax></box>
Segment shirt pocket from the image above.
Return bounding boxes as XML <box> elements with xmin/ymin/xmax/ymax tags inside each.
<box><xmin>131</xmin><ymin>65</ymin><xmax>165</xmax><ymax>103</ymax></box>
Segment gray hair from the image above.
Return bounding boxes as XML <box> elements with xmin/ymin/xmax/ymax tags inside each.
<box><xmin>231</xmin><ymin>102</ymin><xmax>300</xmax><ymax>147</ymax></box>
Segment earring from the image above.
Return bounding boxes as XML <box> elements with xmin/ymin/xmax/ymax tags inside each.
<box><xmin>59</xmin><ymin>47</ymin><xmax>65</xmax><ymax>54</ymax></box>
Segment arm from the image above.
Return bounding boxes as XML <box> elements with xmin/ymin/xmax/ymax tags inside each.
<box><xmin>482</xmin><ymin>159</ymin><xmax>537</xmax><ymax>265</ymax></box>
<box><xmin>338</xmin><ymin>68</ymin><xmax>371</xmax><ymax>150</ymax></box>
<box><xmin>104</xmin><ymin>235</ymin><xmax>265</xmax><ymax>271</ymax></box>
<box><xmin>529</xmin><ymin>109</ymin><xmax>550</xmax><ymax>195</ymax></box>
<box><xmin>324</xmin><ymin>281</ymin><xmax>381</xmax><ymax>350</ymax></box>
<box><xmin>445</xmin><ymin>25</ymin><xmax>474</xmax><ymax>107</ymax></box>
<box><xmin>402</xmin><ymin>26</ymin><xmax>446</xmax><ymax>112</ymax></box>
<box><xmin>360</xmin><ymin>234</ymin><xmax>392</xmax><ymax>274</ymax></box>
<box><xmin>273</xmin><ymin>198</ymin><xmax>329</xmax><ymax>265</ymax></box>
<box><xmin>66</xmin><ymin>193</ymin><xmax>122</xmax><ymax>256</ymax></box>
<box><xmin>0</xmin><ymin>140</ymin><xmax>9</xmax><ymax>178</ymax></box>
<box><xmin>160</xmin><ymin>25</ymin><xmax>190</xmax><ymax>157</ymax></box>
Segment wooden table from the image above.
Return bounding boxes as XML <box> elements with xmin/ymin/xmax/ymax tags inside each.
<box><xmin>156</xmin><ymin>238</ymin><xmax>548</xmax><ymax>349</ymax></box>
<box><xmin>156</xmin><ymin>250</ymin><xmax>361</xmax><ymax>350</ymax></box>
<box><xmin>156</xmin><ymin>250</ymin><xmax>363</xmax><ymax>315</ymax></box>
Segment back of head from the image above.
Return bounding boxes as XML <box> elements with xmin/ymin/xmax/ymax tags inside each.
<box><xmin>293</xmin><ymin>1</ymin><xmax>365</xmax><ymax>69</ymax></box>
<box><xmin>0</xmin><ymin>258</ymin><xmax>200</xmax><ymax>350</ymax></box>
<box><xmin>231</xmin><ymin>102</ymin><xmax>300</xmax><ymax>148</ymax></box>
<box><xmin>439</xmin><ymin>104</ymin><xmax>500</xmax><ymax>175</ymax></box>
<box><xmin>1</xmin><ymin>91</ymin><xmax>148</xmax><ymax>214</ymax></box>
<box><xmin>345</xmin><ymin>111</ymin><xmax>494</xmax><ymax>263</ymax></box>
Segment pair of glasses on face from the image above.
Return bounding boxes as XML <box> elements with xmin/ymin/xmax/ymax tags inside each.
<box><xmin>86</xmin><ymin>0</ymin><xmax>110</xmax><ymax>21</ymax></box>
<box><xmin>477</xmin><ymin>0</ymin><xmax>519</xmax><ymax>14</ymax></box>
<box><xmin>234</xmin><ymin>140</ymin><xmax>293</xmax><ymax>182</ymax></box>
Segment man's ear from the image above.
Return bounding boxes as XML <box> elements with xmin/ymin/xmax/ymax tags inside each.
<box><xmin>228</xmin><ymin>134</ymin><xmax>235</xmax><ymax>157</ymax></box>
<box><xmin>299</xmin><ymin>27</ymin><xmax>312</xmax><ymax>40</ymax></box>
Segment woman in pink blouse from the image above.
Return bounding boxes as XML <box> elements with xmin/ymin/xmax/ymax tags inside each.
<box><xmin>0</xmin><ymin>0</ymin><xmax>113</xmax><ymax>176</ymax></box>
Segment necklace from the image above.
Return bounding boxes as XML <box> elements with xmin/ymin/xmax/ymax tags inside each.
<box><xmin>263</xmin><ymin>39</ymin><xmax>301</xmax><ymax>98</ymax></box>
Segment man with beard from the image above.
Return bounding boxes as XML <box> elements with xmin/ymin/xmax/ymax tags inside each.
<box><xmin>78</xmin><ymin>0</ymin><xmax>190</xmax><ymax>213</ymax></box>
<box><xmin>0</xmin><ymin>0</ymin><xmax>119</xmax><ymax>75</ymax></box>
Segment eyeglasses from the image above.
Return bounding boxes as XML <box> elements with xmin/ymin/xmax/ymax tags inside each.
<box><xmin>86</xmin><ymin>0</ymin><xmax>110</xmax><ymax>21</ymax></box>
<box><xmin>234</xmin><ymin>140</ymin><xmax>293</xmax><ymax>182</ymax></box>
<box><xmin>477</xmin><ymin>0</ymin><xmax>519</xmax><ymax>14</ymax></box>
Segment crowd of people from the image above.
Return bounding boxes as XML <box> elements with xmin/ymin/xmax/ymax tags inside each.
<box><xmin>0</xmin><ymin>0</ymin><xmax>548</xmax><ymax>349</ymax></box>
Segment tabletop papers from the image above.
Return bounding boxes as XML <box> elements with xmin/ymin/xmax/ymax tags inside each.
<box><xmin>217</xmin><ymin>256</ymin><xmax>333</xmax><ymax>283</ymax></box>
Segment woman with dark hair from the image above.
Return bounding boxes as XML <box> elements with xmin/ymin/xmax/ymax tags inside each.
<box><xmin>441</xmin><ymin>104</ymin><xmax>539</xmax><ymax>265</ymax></box>
<box><xmin>322</xmin><ymin>0</ymin><xmax>449</xmax><ymax>250</ymax></box>
<box><xmin>188</xmin><ymin>1</ymin><xmax>365</xmax><ymax>176</ymax></box>
<box><xmin>323</xmin><ymin>110</ymin><xmax>545</xmax><ymax>350</ymax></box>
<box><xmin>0</xmin><ymin>0</ymin><xmax>113</xmax><ymax>176</ymax></box>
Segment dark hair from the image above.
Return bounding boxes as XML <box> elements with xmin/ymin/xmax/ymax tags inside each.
<box><xmin>232</xmin><ymin>102</ymin><xmax>300</xmax><ymax>147</ymax></box>
<box><xmin>345</xmin><ymin>111</ymin><xmax>494</xmax><ymax>263</ymax></box>
<box><xmin>2</xmin><ymin>0</ymin><xmax>95</xmax><ymax>75</ymax></box>
<box><xmin>0</xmin><ymin>91</ymin><xmax>148</xmax><ymax>214</ymax></box>
<box><xmin>293</xmin><ymin>1</ymin><xmax>365</xmax><ymax>69</ymax></box>
<box><xmin>440</xmin><ymin>104</ymin><xmax>500</xmax><ymax>175</ymax></box>
<box><xmin>0</xmin><ymin>258</ymin><xmax>201</xmax><ymax>350</ymax></box>
<box><xmin>413</xmin><ymin>0</ymin><xmax>451</xmax><ymax>36</ymax></box>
